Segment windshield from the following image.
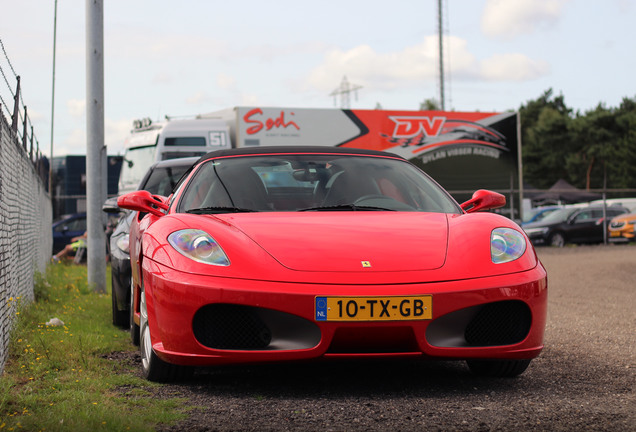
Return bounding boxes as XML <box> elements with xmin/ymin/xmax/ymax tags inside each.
<box><xmin>177</xmin><ymin>153</ymin><xmax>461</xmax><ymax>214</ymax></box>
<box><xmin>539</xmin><ymin>207</ymin><xmax>577</xmax><ymax>223</ymax></box>
<box><xmin>142</xmin><ymin>164</ymin><xmax>192</xmax><ymax>196</ymax></box>
<box><xmin>118</xmin><ymin>146</ymin><xmax>157</xmax><ymax>193</ymax></box>
<box><xmin>523</xmin><ymin>207</ymin><xmax>559</xmax><ymax>223</ymax></box>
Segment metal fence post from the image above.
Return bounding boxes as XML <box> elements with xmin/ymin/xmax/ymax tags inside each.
<box><xmin>30</xmin><ymin>126</ymin><xmax>34</xmax><ymax>160</ymax></box>
<box><xmin>11</xmin><ymin>76</ymin><xmax>20</xmax><ymax>131</ymax></box>
<box><xmin>22</xmin><ymin>106</ymin><xmax>28</xmax><ymax>150</ymax></box>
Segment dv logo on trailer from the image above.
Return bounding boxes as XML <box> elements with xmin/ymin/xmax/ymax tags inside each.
<box><xmin>389</xmin><ymin>116</ymin><xmax>446</xmax><ymax>138</ymax></box>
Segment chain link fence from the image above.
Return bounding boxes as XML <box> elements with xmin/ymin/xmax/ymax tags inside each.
<box><xmin>0</xmin><ymin>85</ymin><xmax>52</xmax><ymax>373</ymax></box>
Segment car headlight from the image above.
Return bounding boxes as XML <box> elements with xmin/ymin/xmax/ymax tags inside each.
<box><xmin>115</xmin><ymin>233</ymin><xmax>130</xmax><ymax>253</ymax></box>
<box><xmin>491</xmin><ymin>228</ymin><xmax>526</xmax><ymax>264</ymax></box>
<box><xmin>168</xmin><ymin>229</ymin><xmax>230</xmax><ymax>266</ymax></box>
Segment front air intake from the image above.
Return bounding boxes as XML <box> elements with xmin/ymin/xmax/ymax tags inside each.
<box><xmin>193</xmin><ymin>304</ymin><xmax>272</xmax><ymax>350</ymax></box>
<box><xmin>192</xmin><ymin>304</ymin><xmax>321</xmax><ymax>351</ymax></box>
<box><xmin>464</xmin><ymin>301</ymin><xmax>531</xmax><ymax>346</ymax></box>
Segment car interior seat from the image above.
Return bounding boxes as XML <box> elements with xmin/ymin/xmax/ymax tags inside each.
<box><xmin>322</xmin><ymin>169</ymin><xmax>381</xmax><ymax>207</ymax></box>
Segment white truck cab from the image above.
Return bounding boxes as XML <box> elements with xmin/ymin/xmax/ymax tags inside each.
<box><xmin>118</xmin><ymin>118</ymin><xmax>230</xmax><ymax>194</ymax></box>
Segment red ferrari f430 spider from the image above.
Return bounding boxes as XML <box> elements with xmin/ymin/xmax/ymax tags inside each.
<box><xmin>117</xmin><ymin>146</ymin><xmax>547</xmax><ymax>382</ymax></box>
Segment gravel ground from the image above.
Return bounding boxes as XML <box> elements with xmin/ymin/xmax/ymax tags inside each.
<box><xmin>118</xmin><ymin>244</ymin><xmax>636</xmax><ymax>431</ymax></box>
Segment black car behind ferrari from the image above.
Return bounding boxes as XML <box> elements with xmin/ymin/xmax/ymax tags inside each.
<box><xmin>523</xmin><ymin>205</ymin><xmax>629</xmax><ymax>247</ymax></box>
<box><xmin>103</xmin><ymin>157</ymin><xmax>198</xmax><ymax>332</ymax></box>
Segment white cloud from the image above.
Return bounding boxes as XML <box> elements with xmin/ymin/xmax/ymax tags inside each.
<box><xmin>306</xmin><ymin>40</ymin><xmax>439</xmax><ymax>93</ymax></box>
<box><xmin>26</xmin><ymin>107</ymin><xmax>45</xmax><ymax>123</ymax></box>
<box><xmin>239</xmin><ymin>93</ymin><xmax>261</xmax><ymax>106</ymax></box>
<box><xmin>216</xmin><ymin>73</ymin><xmax>236</xmax><ymax>90</ymax></box>
<box><xmin>185</xmin><ymin>91</ymin><xmax>213</xmax><ymax>105</ymax></box>
<box><xmin>481</xmin><ymin>0</ymin><xmax>570</xmax><ymax>38</ymax></box>
<box><xmin>52</xmin><ymin>117</ymin><xmax>131</xmax><ymax>156</ymax></box>
<box><xmin>67</xmin><ymin>99</ymin><xmax>86</xmax><ymax>118</ymax></box>
<box><xmin>152</xmin><ymin>73</ymin><xmax>173</xmax><ymax>85</ymax></box>
<box><xmin>108</xmin><ymin>31</ymin><xmax>228</xmax><ymax>61</ymax></box>
<box><xmin>105</xmin><ymin>118</ymin><xmax>132</xmax><ymax>155</ymax></box>
<box><xmin>58</xmin><ymin>128</ymin><xmax>86</xmax><ymax>156</ymax></box>
<box><xmin>237</xmin><ymin>41</ymin><xmax>329</xmax><ymax>62</ymax></box>
<box><xmin>479</xmin><ymin>53</ymin><xmax>550</xmax><ymax>81</ymax></box>
<box><xmin>305</xmin><ymin>36</ymin><xmax>548</xmax><ymax>93</ymax></box>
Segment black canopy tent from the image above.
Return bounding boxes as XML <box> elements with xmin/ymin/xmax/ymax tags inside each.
<box><xmin>531</xmin><ymin>179</ymin><xmax>602</xmax><ymax>205</ymax></box>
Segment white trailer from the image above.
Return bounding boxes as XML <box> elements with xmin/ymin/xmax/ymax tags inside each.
<box><xmin>200</xmin><ymin>106</ymin><xmax>521</xmax><ymax>216</ymax></box>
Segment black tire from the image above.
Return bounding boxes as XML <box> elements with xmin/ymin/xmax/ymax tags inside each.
<box><xmin>111</xmin><ymin>274</ymin><xmax>129</xmax><ymax>328</ymax></box>
<box><xmin>139</xmin><ymin>286</ymin><xmax>192</xmax><ymax>382</ymax></box>
<box><xmin>549</xmin><ymin>232</ymin><xmax>566</xmax><ymax>247</ymax></box>
<box><xmin>130</xmin><ymin>279</ymin><xmax>140</xmax><ymax>346</ymax></box>
<box><xmin>466</xmin><ymin>359</ymin><xmax>532</xmax><ymax>378</ymax></box>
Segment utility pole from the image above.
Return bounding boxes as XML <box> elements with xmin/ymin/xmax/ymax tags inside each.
<box><xmin>437</xmin><ymin>0</ymin><xmax>445</xmax><ymax>111</ymax></box>
<box><xmin>50</xmin><ymin>0</ymin><xmax>58</xmax><ymax>194</ymax></box>
<box><xmin>330</xmin><ymin>76</ymin><xmax>362</xmax><ymax>109</ymax></box>
<box><xmin>86</xmin><ymin>0</ymin><xmax>106</xmax><ymax>292</ymax></box>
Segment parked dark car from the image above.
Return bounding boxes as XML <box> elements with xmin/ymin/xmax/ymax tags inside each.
<box><xmin>52</xmin><ymin>212</ymin><xmax>87</xmax><ymax>254</ymax></box>
<box><xmin>103</xmin><ymin>157</ymin><xmax>198</xmax><ymax>331</ymax></box>
<box><xmin>523</xmin><ymin>205</ymin><xmax>629</xmax><ymax>247</ymax></box>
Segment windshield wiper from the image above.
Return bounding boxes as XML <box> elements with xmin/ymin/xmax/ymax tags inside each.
<box><xmin>186</xmin><ymin>206</ymin><xmax>255</xmax><ymax>214</ymax></box>
<box><xmin>298</xmin><ymin>204</ymin><xmax>395</xmax><ymax>212</ymax></box>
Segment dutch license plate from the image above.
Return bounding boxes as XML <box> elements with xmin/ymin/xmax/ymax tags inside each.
<box><xmin>315</xmin><ymin>296</ymin><xmax>432</xmax><ymax>322</ymax></box>
<box><xmin>609</xmin><ymin>231</ymin><xmax>620</xmax><ymax>237</ymax></box>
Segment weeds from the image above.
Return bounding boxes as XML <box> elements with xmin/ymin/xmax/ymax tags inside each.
<box><xmin>0</xmin><ymin>263</ymin><xmax>185</xmax><ymax>431</ymax></box>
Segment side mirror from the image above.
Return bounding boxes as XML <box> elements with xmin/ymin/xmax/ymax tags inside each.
<box><xmin>117</xmin><ymin>190</ymin><xmax>169</xmax><ymax>217</ymax></box>
<box><xmin>460</xmin><ymin>189</ymin><xmax>506</xmax><ymax>213</ymax></box>
<box><xmin>102</xmin><ymin>196</ymin><xmax>121</xmax><ymax>214</ymax></box>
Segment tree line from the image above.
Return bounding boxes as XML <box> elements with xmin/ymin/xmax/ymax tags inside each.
<box><xmin>519</xmin><ymin>89</ymin><xmax>636</xmax><ymax>193</ymax></box>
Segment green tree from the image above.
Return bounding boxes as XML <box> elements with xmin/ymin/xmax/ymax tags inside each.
<box><xmin>568</xmin><ymin>104</ymin><xmax>616</xmax><ymax>190</ymax></box>
<box><xmin>519</xmin><ymin>89</ymin><xmax>574</xmax><ymax>189</ymax></box>
<box><xmin>568</xmin><ymin>98</ymin><xmax>636</xmax><ymax>190</ymax></box>
<box><xmin>611</xmin><ymin>97</ymin><xmax>636</xmax><ymax>189</ymax></box>
<box><xmin>420</xmin><ymin>98</ymin><xmax>440</xmax><ymax>111</ymax></box>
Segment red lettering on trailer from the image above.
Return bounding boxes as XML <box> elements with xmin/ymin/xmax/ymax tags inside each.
<box><xmin>389</xmin><ymin>116</ymin><xmax>446</xmax><ymax>138</ymax></box>
<box><xmin>244</xmin><ymin>108</ymin><xmax>300</xmax><ymax>135</ymax></box>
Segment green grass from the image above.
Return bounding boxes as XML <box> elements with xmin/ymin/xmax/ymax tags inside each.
<box><xmin>0</xmin><ymin>263</ymin><xmax>187</xmax><ymax>431</ymax></box>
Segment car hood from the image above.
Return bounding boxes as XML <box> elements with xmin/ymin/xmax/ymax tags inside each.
<box><xmin>143</xmin><ymin>211</ymin><xmax>539</xmax><ymax>284</ymax></box>
<box><xmin>216</xmin><ymin>212</ymin><xmax>449</xmax><ymax>272</ymax></box>
<box><xmin>611</xmin><ymin>212</ymin><xmax>636</xmax><ymax>222</ymax></box>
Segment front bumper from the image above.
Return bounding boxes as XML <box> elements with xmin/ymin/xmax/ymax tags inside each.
<box><xmin>608</xmin><ymin>229</ymin><xmax>635</xmax><ymax>242</ymax></box>
<box><xmin>142</xmin><ymin>259</ymin><xmax>548</xmax><ymax>367</ymax></box>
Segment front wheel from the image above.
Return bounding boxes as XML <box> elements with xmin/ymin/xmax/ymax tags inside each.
<box><xmin>130</xmin><ymin>279</ymin><xmax>140</xmax><ymax>346</ymax></box>
<box><xmin>139</xmin><ymin>285</ymin><xmax>192</xmax><ymax>382</ymax></box>
<box><xmin>111</xmin><ymin>273</ymin><xmax>129</xmax><ymax>328</ymax></box>
<box><xmin>549</xmin><ymin>232</ymin><xmax>566</xmax><ymax>247</ymax></box>
<box><xmin>466</xmin><ymin>359</ymin><xmax>532</xmax><ymax>378</ymax></box>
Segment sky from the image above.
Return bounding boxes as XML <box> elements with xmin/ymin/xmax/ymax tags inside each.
<box><xmin>1</xmin><ymin>0</ymin><xmax>635</xmax><ymax>157</ymax></box>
